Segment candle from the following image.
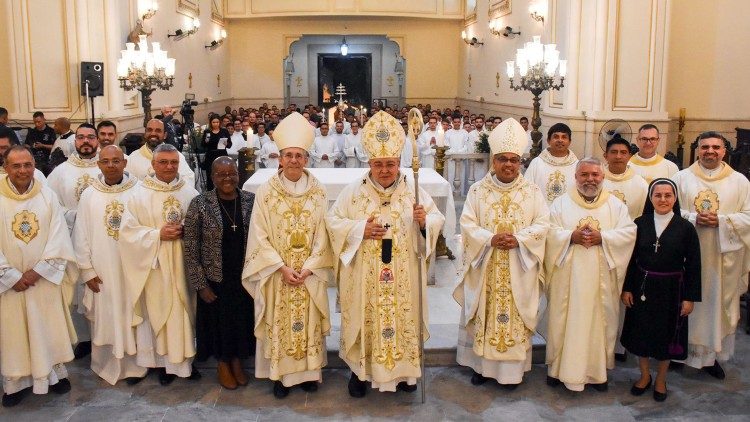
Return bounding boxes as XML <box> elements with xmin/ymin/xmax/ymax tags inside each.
<box><xmin>436</xmin><ymin>124</ymin><xmax>445</xmax><ymax>147</ymax></box>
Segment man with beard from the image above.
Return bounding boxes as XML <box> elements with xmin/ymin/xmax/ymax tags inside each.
<box><xmin>330</xmin><ymin>121</ymin><xmax>347</xmax><ymax>168</ymax></box>
<box><xmin>120</xmin><ymin>143</ymin><xmax>200</xmax><ymax>385</ymax></box>
<box><xmin>543</xmin><ymin>157</ymin><xmax>636</xmax><ymax>392</ymax></box>
<box><xmin>46</xmin><ymin>123</ymin><xmax>102</xmax><ymax>359</ymax></box>
<box><xmin>96</xmin><ymin>120</ymin><xmax>120</xmax><ymax>149</ymax></box>
<box><xmin>0</xmin><ymin>146</ymin><xmax>77</xmax><ymax>407</ymax></box>
<box><xmin>0</xmin><ymin>135</ymin><xmax>46</xmax><ymax>183</ymax></box>
<box><xmin>73</xmin><ymin>145</ymin><xmax>146</xmax><ymax>385</ymax></box>
<box><xmin>125</xmin><ymin>119</ymin><xmax>195</xmax><ymax>187</ymax></box>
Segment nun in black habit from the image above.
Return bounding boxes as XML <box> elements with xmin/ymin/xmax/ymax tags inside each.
<box><xmin>620</xmin><ymin>178</ymin><xmax>701</xmax><ymax>402</ymax></box>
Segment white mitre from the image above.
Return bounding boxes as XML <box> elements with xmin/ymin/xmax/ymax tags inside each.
<box><xmin>489</xmin><ymin>117</ymin><xmax>528</xmax><ymax>156</ymax></box>
<box><xmin>273</xmin><ymin>112</ymin><xmax>314</xmax><ymax>151</ymax></box>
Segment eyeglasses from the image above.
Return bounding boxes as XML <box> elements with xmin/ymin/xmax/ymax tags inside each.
<box><xmin>155</xmin><ymin>159</ymin><xmax>180</xmax><ymax>166</ymax></box>
<box><xmin>495</xmin><ymin>157</ymin><xmax>521</xmax><ymax>164</ymax></box>
<box><xmin>75</xmin><ymin>134</ymin><xmax>97</xmax><ymax>140</ymax></box>
<box><xmin>638</xmin><ymin>137</ymin><xmax>659</xmax><ymax>143</ymax></box>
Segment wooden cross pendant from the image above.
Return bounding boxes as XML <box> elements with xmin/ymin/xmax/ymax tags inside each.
<box><xmin>653</xmin><ymin>238</ymin><xmax>661</xmax><ymax>253</ymax></box>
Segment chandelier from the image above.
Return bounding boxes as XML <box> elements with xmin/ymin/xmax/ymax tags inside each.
<box><xmin>116</xmin><ymin>35</ymin><xmax>175</xmax><ymax>127</ymax></box>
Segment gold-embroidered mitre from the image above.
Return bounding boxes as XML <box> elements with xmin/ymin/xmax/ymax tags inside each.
<box><xmin>361</xmin><ymin>111</ymin><xmax>405</xmax><ymax>159</ymax></box>
<box><xmin>489</xmin><ymin>118</ymin><xmax>528</xmax><ymax>157</ymax></box>
<box><xmin>273</xmin><ymin>112</ymin><xmax>314</xmax><ymax>151</ymax></box>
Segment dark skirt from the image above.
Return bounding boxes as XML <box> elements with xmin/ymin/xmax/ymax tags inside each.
<box><xmin>195</xmin><ymin>275</ymin><xmax>255</xmax><ymax>362</ymax></box>
<box><xmin>620</xmin><ymin>269</ymin><xmax>688</xmax><ymax>361</ymax></box>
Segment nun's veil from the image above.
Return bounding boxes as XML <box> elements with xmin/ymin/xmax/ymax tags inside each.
<box><xmin>642</xmin><ymin>177</ymin><xmax>682</xmax><ymax>215</ymax></box>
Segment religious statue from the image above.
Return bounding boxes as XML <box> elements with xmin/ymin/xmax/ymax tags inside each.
<box><xmin>322</xmin><ymin>84</ymin><xmax>332</xmax><ymax>103</ymax></box>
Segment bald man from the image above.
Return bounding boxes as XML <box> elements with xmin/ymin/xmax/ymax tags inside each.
<box><xmin>51</xmin><ymin>117</ymin><xmax>75</xmax><ymax>158</ymax></box>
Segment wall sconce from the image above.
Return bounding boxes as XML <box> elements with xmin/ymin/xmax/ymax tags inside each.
<box><xmin>461</xmin><ymin>30</ymin><xmax>484</xmax><ymax>47</ymax></box>
<box><xmin>340</xmin><ymin>36</ymin><xmax>349</xmax><ymax>56</ymax></box>
<box><xmin>529</xmin><ymin>3</ymin><xmax>546</xmax><ymax>24</ymax></box>
<box><xmin>490</xmin><ymin>22</ymin><xmax>521</xmax><ymax>38</ymax></box>
<box><xmin>139</xmin><ymin>0</ymin><xmax>158</xmax><ymax>20</ymax></box>
<box><xmin>284</xmin><ymin>59</ymin><xmax>295</xmax><ymax>75</ymax></box>
<box><xmin>168</xmin><ymin>18</ymin><xmax>200</xmax><ymax>39</ymax></box>
<box><xmin>205</xmin><ymin>29</ymin><xmax>227</xmax><ymax>49</ymax></box>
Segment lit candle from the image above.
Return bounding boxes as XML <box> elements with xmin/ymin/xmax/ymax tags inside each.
<box><xmin>558</xmin><ymin>60</ymin><xmax>567</xmax><ymax>77</ymax></box>
<box><xmin>436</xmin><ymin>124</ymin><xmax>445</xmax><ymax>147</ymax></box>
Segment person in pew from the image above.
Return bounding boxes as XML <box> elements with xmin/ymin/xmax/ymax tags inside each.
<box><xmin>242</xmin><ymin>112</ymin><xmax>332</xmax><ymax>399</ymax></box>
<box><xmin>454</xmin><ymin>118</ymin><xmax>549</xmax><ymax>389</ymax></box>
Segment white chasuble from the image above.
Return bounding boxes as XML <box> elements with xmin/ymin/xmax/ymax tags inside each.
<box><xmin>0</xmin><ymin>179</ymin><xmax>78</xmax><ymax>394</ymax></box>
<box><xmin>629</xmin><ymin>154</ymin><xmax>679</xmax><ymax>183</ymax></box>
<box><xmin>125</xmin><ymin>144</ymin><xmax>196</xmax><ymax>188</ymax></box>
<box><xmin>46</xmin><ymin>153</ymin><xmax>101</xmax><ymax>230</ymax></box>
<box><xmin>326</xmin><ymin>172</ymin><xmax>445</xmax><ymax>391</ymax></box>
<box><xmin>73</xmin><ymin>173</ymin><xmax>146</xmax><ymax>384</ymax></box>
<box><xmin>454</xmin><ymin>174</ymin><xmax>549</xmax><ymax>384</ymax></box>
<box><xmin>542</xmin><ymin>191</ymin><xmax>635</xmax><ymax>391</ymax></box>
<box><xmin>524</xmin><ymin>149</ymin><xmax>578</xmax><ymax>205</ymax></box>
<box><xmin>603</xmin><ymin>166</ymin><xmax>649</xmax><ymax>220</ymax></box>
<box><xmin>119</xmin><ymin>175</ymin><xmax>198</xmax><ymax>375</ymax></box>
<box><xmin>242</xmin><ymin>170</ymin><xmax>332</xmax><ymax>387</ymax></box>
<box><xmin>672</xmin><ymin>162</ymin><xmax>750</xmax><ymax>368</ymax></box>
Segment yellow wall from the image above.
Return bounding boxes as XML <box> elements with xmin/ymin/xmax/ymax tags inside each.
<box><xmin>0</xmin><ymin>1</ymin><xmax>15</xmax><ymax>112</ymax></box>
<box><xmin>228</xmin><ymin>16</ymin><xmax>461</xmax><ymax>107</ymax></box>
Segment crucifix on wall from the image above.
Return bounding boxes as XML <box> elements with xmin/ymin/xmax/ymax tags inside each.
<box><xmin>188</xmin><ymin>72</ymin><xmax>193</xmax><ymax>88</ymax></box>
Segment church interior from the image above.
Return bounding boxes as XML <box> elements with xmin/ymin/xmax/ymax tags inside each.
<box><xmin>2</xmin><ymin>0</ymin><xmax>750</xmax><ymax>420</ymax></box>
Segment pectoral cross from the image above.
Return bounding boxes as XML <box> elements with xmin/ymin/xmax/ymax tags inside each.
<box><xmin>383</xmin><ymin>223</ymin><xmax>391</xmax><ymax>231</ymax></box>
<box><xmin>653</xmin><ymin>238</ymin><xmax>661</xmax><ymax>253</ymax></box>
<box><xmin>231</xmin><ymin>223</ymin><xmax>237</xmax><ymax>231</ymax></box>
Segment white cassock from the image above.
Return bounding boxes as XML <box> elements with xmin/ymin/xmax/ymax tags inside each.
<box><xmin>524</xmin><ymin>150</ymin><xmax>579</xmax><ymax>206</ymax></box>
<box><xmin>602</xmin><ymin>165</ymin><xmax>648</xmax><ymax>355</ymax></box>
<box><xmin>73</xmin><ymin>173</ymin><xmax>146</xmax><ymax>385</ymax></box>
<box><xmin>355</xmin><ymin>141</ymin><xmax>369</xmax><ymax>167</ymax></box>
<box><xmin>242</xmin><ymin>171</ymin><xmax>332</xmax><ymax>387</ymax></box>
<box><xmin>125</xmin><ymin>144</ymin><xmax>195</xmax><ymax>188</ymax></box>
<box><xmin>331</xmin><ymin>133</ymin><xmax>347</xmax><ymax>168</ymax></box>
<box><xmin>119</xmin><ymin>175</ymin><xmax>199</xmax><ymax>377</ymax></box>
<box><xmin>47</xmin><ymin>153</ymin><xmax>101</xmax><ymax>345</ymax></box>
<box><xmin>454</xmin><ymin>174</ymin><xmax>549</xmax><ymax>384</ymax></box>
<box><xmin>259</xmin><ymin>140</ymin><xmax>280</xmax><ymax>169</ymax></box>
<box><xmin>310</xmin><ymin>135</ymin><xmax>339</xmax><ymax>168</ymax></box>
<box><xmin>0</xmin><ymin>167</ymin><xmax>47</xmax><ymax>185</ymax></box>
<box><xmin>226</xmin><ymin>133</ymin><xmax>247</xmax><ymax>155</ymax></box>
<box><xmin>0</xmin><ymin>178</ymin><xmax>78</xmax><ymax>394</ymax></box>
<box><xmin>629</xmin><ymin>154</ymin><xmax>679</xmax><ymax>184</ymax></box>
<box><xmin>344</xmin><ymin>132</ymin><xmax>363</xmax><ymax>168</ymax></box>
<box><xmin>50</xmin><ymin>132</ymin><xmax>75</xmax><ymax>158</ymax></box>
<box><xmin>445</xmin><ymin>128</ymin><xmax>470</xmax><ymax>192</ymax></box>
<box><xmin>254</xmin><ymin>134</ymin><xmax>271</xmax><ymax>148</ymax></box>
<box><xmin>326</xmin><ymin>172</ymin><xmax>445</xmax><ymax>391</ymax></box>
<box><xmin>542</xmin><ymin>190</ymin><xmax>636</xmax><ymax>391</ymax></box>
<box><xmin>418</xmin><ymin>130</ymin><xmax>438</xmax><ymax>169</ymax></box>
<box><xmin>672</xmin><ymin>162</ymin><xmax>750</xmax><ymax>368</ymax></box>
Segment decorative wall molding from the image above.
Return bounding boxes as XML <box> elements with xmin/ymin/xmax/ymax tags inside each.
<box><xmin>225</xmin><ymin>0</ymin><xmax>464</xmax><ymax>19</ymax></box>
<box><xmin>177</xmin><ymin>0</ymin><xmax>200</xmax><ymax>18</ymax></box>
<box><xmin>488</xmin><ymin>0</ymin><xmax>511</xmax><ymax>19</ymax></box>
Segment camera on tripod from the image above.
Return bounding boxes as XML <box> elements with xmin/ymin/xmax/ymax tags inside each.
<box><xmin>180</xmin><ymin>93</ymin><xmax>199</xmax><ymax>125</ymax></box>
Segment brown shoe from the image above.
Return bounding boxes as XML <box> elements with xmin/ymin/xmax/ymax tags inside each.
<box><xmin>218</xmin><ymin>361</ymin><xmax>238</xmax><ymax>390</ymax></box>
<box><xmin>231</xmin><ymin>358</ymin><xmax>249</xmax><ymax>386</ymax></box>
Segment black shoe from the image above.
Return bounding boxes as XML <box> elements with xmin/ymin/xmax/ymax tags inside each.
<box><xmin>630</xmin><ymin>376</ymin><xmax>652</xmax><ymax>396</ymax></box>
<box><xmin>300</xmin><ymin>381</ymin><xmax>318</xmax><ymax>392</ymax></box>
<box><xmin>273</xmin><ymin>381</ymin><xmax>290</xmax><ymax>399</ymax></box>
<box><xmin>348</xmin><ymin>372</ymin><xmax>367</xmax><ymax>398</ymax></box>
<box><xmin>591</xmin><ymin>381</ymin><xmax>608</xmax><ymax>392</ymax></box>
<box><xmin>397</xmin><ymin>381</ymin><xmax>417</xmax><ymax>393</ymax></box>
<box><xmin>702</xmin><ymin>361</ymin><xmax>726</xmax><ymax>380</ymax></box>
<box><xmin>73</xmin><ymin>341</ymin><xmax>92</xmax><ymax>360</ymax></box>
<box><xmin>188</xmin><ymin>365</ymin><xmax>202</xmax><ymax>381</ymax></box>
<box><xmin>546</xmin><ymin>376</ymin><xmax>561</xmax><ymax>387</ymax></box>
<box><xmin>2</xmin><ymin>388</ymin><xmax>30</xmax><ymax>407</ymax></box>
<box><xmin>669</xmin><ymin>361</ymin><xmax>685</xmax><ymax>371</ymax></box>
<box><xmin>49</xmin><ymin>378</ymin><xmax>71</xmax><ymax>394</ymax></box>
<box><xmin>158</xmin><ymin>368</ymin><xmax>177</xmax><ymax>386</ymax></box>
<box><xmin>124</xmin><ymin>376</ymin><xmax>146</xmax><ymax>386</ymax></box>
<box><xmin>470</xmin><ymin>370</ymin><xmax>489</xmax><ymax>386</ymax></box>
<box><xmin>653</xmin><ymin>384</ymin><xmax>668</xmax><ymax>402</ymax></box>
<box><xmin>614</xmin><ymin>352</ymin><xmax>627</xmax><ymax>362</ymax></box>
<box><xmin>500</xmin><ymin>383</ymin><xmax>519</xmax><ymax>391</ymax></box>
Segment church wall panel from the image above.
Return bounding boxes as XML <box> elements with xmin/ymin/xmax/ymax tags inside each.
<box><xmin>225</xmin><ymin>0</ymin><xmax>463</xmax><ymax>18</ymax></box>
<box><xmin>611</xmin><ymin>0</ymin><xmax>655</xmax><ymax>110</ymax></box>
<box><xmin>0</xmin><ymin>1</ymin><xmax>16</xmax><ymax>111</ymax></box>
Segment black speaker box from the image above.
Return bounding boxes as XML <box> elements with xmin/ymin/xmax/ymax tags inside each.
<box><xmin>81</xmin><ymin>61</ymin><xmax>104</xmax><ymax>97</ymax></box>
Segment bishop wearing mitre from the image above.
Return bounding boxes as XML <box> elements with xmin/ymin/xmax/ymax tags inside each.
<box><xmin>242</xmin><ymin>112</ymin><xmax>332</xmax><ymax>399</ymax></box>
<box><xmin>454</xmin><ymin>118</ymin><xmax>549</xmax><ymax>388</ymax></box>
<box><xmin>119</xmin><ymin>143</ymin><xmax>200</xmax><ymax>385</ymax></box>
<box><xmin>542</xmin><ymin>157</ymin><xmax>636</xmax><ymax>392</ymax></box>
<box><xmin>73</xmin><ymin>146</ymin><xmax>146</xmax><ymax>385</ymax></box>
<box><xmin>326</xmin><ymin>111</ymin><xmax>445</xmax><ymax>397</ymax></box>
<box><xmin>0</xmin><ymin>146</ymin><xmax>78</xmax><ymax>407</ymax></box>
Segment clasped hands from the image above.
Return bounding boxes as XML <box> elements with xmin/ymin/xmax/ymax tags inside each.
<box><xmin>12</xmin><ymin>269</ymin><xmax>41</xmax><ymax>292</ymax></box>
<box><xmin>570</xmin><ymin>224</ymin><xmax>602</xmax><ymax>248</ymax></box>
<box><xmin>279</xmin><ymin>266</ymin><xmax>312</xmax><ymax>286</ymax></box>
<box><xmin>490</xmin><ymin>232</ymin><xmax>519</xmax><ymax>250</ymax></box>
<box><xmin>696</xmin><ymin>212</ymin><xmax>719</xmax><ymax>228</ymax></box>
<box><xmin>160</xmin><ymin>223</ymin><xmax>183</xmax><ymax>240</ymax></box>
<box><xmin>364</xmin><ymin>205</ymin><xmax>427</xmax><ymax>240</ymax></box>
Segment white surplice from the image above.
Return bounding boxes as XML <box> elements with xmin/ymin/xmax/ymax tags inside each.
<box><xmin>310</xmin><ymin>135</ymin><xmax>339</xmax><ymax>168</ymax></box>
<box><xmin>629</xmin><ymin>154</ymin><xmax>679</xmax><ymax>183</ymax></box>
<box><xmin>524</xmin><ymin>149</ymin><xmax>579</xmax><ymax>206</ymax></box>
